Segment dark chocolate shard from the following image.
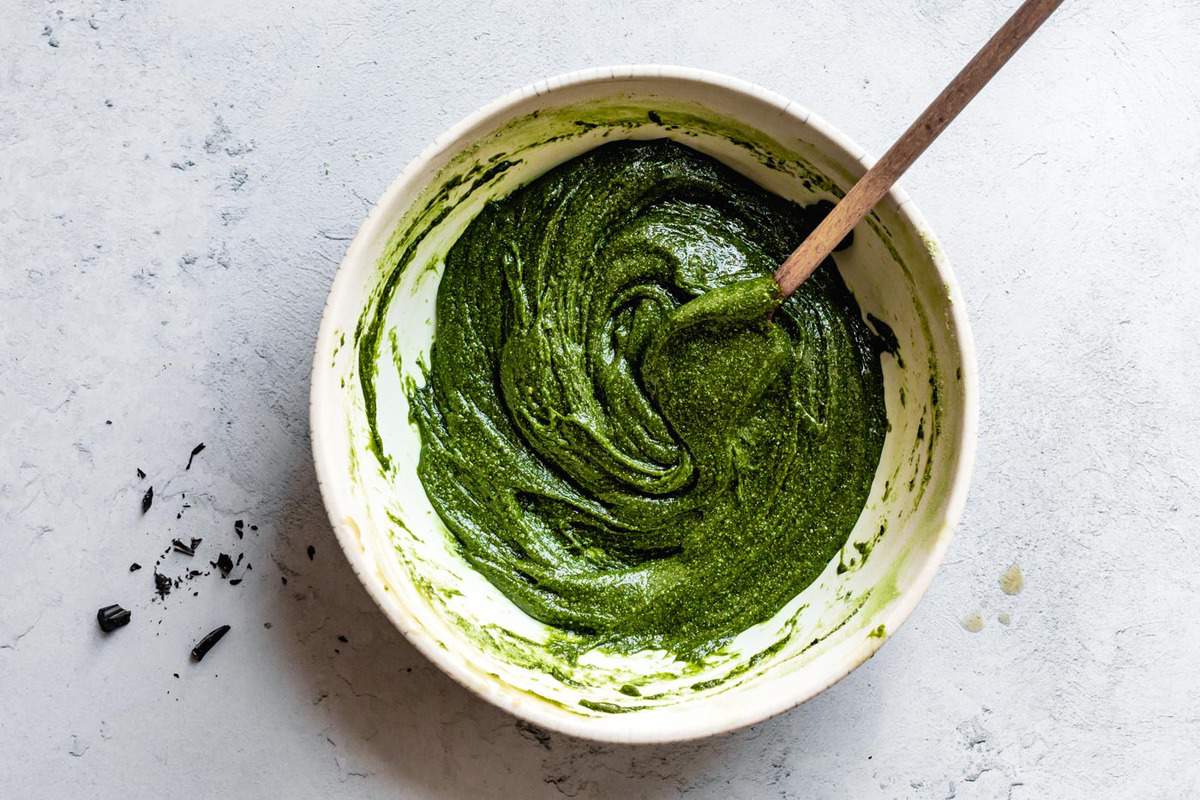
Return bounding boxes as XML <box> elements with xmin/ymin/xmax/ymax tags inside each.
<box><xmin>97</xmin><ymin>604</ymin><xmax>132</xmax><ymax>632</ymax></box>
<box><xmin>141</xmin><ymin>486</ymin><xmax>154</xmax><ymax>514</ymax></box>
<box><xmin>215</xmin><ymin>553</ymin><xmax>234</xmax><ymax>576</ymax></box>
<box><xmin>191</xmin><ymin>624</ymin><xmax>231</xmax><ymax>661</ymax></box>
<box><xmin>136</xmin><ymin>468</ymin><xmax>146</xmax><ymax>480</ymax></box>
<box><xmin>172</xmin><ymin>539</ymin><xmax>195</xmax><ymax>557</ymax></box>
<box><xmin>185</xmin><ymin>442</ymin><xmax>205</xmax><ymax>470</ymax></box>
<box><xmin>129</xmin><ymin>562</ymin><xmax>142</xmax><ymax>572</ymax></box>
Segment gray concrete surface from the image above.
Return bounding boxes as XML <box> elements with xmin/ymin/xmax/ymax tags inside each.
<box><xmin>3</xmin><ymin>1</ymin><xmax>1199</xmax><ymax>797</ymax></box>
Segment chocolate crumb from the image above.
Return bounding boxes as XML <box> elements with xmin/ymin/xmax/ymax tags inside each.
<box><xmin>281</xmin><ymin>576</ymin><xmax>288</xmax><ymax>586</ymax></box>
<box><xmin>337</xmin><ymin>635</ymin><xmax>348</xmax><ymax>643</ymax></box>
<box><xmin>228</xmin><ymin>578</ymin><xmax>242</xmax><ymax>586</ymax></box>
<box><xmin>250</xmin><ymin>525</ymin><xmax>258</xmax><ymax>531</ymax></box>
<box><xmin>97</xmin><ymin>604</ymin><xmax>131</xmax><ymax>632</ymax></box>
<box><xmin>306</xmin><ymin>545</ymin><xmax>315</xmax><ymax>561</ymax></box>
<box><xmin>191</xmin><ymin>625</ymin><xmax>231</xmax><ymax>661</ymax></box>
<box><xmin>173</xmin><ymin>673</ymin><xmax>180</xmax><ymax>679</ymax></box>
<box><xmin>234</xmin><ymin>519</ymin><xmax>244</xmax><ymax>539</ymax></box>
<box><xmin>235</xmin><ymin>553</ymin><xmax>244</xmax><ymax>566</ymax></box>
<box><xmin>141</xmin><ymin>486</ymin><xmax>154</xmax><ymax>514</ymax></box>
<box><xmin>154</xmin><ymin>572</ymin><xmax>172</xmax><ymax>598</ymax></box>
<box><xmin>129</xmin><ymin>562</ymin><xmax>142</xmax><ymax>572</ymax></box>
<box><xmin>185</xmin><ymin>442</ymin><xmax>205</xmax><ymax>470</ymax></box>
<box><xmin>263</xmin><ymin>622</ymin><xmax>272</xmax><ymax>629</ymax></box>
<box><xmin>136</xmin><ymin>468</ymin><xmax>146</xmax><ymax>479</ymax></box>
<box><xmin>106</xmin><ymin>420</ymin><xmax>112</xmax><ymax>425</ymax></box>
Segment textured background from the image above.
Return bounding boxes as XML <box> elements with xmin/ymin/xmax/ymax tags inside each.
<box><xmin>3</xmin><ymin>1</ymin><xmax>1199</xmax><ymax>797</ymax></box>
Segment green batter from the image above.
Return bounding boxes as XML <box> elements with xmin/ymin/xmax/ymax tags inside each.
<box><xmin>407</xmin><ymin>139</ymin><xmax>888</xmax><ymax>659</ymax></box>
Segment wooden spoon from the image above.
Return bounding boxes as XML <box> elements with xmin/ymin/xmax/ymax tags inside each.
<box><xmin>774</xmin><ymin>0</ymin><xmax>1064</xmax><ymax>298</ymax></box>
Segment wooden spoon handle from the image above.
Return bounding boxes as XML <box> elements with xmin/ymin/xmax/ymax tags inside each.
<box><xmin>774</xmin><ymin>0</ymin><xmax>1064</xmax><ymax>298</ymax></box>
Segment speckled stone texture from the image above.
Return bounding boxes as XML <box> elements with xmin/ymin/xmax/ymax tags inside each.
<box><xmin>3</xmin><ymin>1</ymin><xmax>1199</xmax><ymax>797</ymax></box>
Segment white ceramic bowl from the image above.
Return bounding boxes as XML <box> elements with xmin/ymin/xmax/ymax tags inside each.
<box><xmin>310</xmin><ymin>65</ymin><xmax>977</xmax><ymax>743</ymax></box>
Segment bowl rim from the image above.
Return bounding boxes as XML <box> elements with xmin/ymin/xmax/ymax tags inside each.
<box><xmin>309</xmin><ymin>63</ymin><xmax>979</xmax><ymax>744</ymax></box>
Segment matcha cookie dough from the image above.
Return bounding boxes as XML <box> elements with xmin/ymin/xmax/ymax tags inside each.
<box><xmin>406</xmin><ymin>139</ymin><xmax>888</xmax><ymax>658</ymax></box>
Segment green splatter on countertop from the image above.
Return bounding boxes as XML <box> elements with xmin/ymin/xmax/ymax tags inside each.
<box><xmin>406</xmin><ymin>139</ymin><xmax>888</xmax><ymax>659</ymax></box>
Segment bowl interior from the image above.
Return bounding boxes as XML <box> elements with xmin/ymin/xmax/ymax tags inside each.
<box><xmin>311</xmin><ymin>69</ymin><xmax>974</xmax><ymax>742</ymax></box>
